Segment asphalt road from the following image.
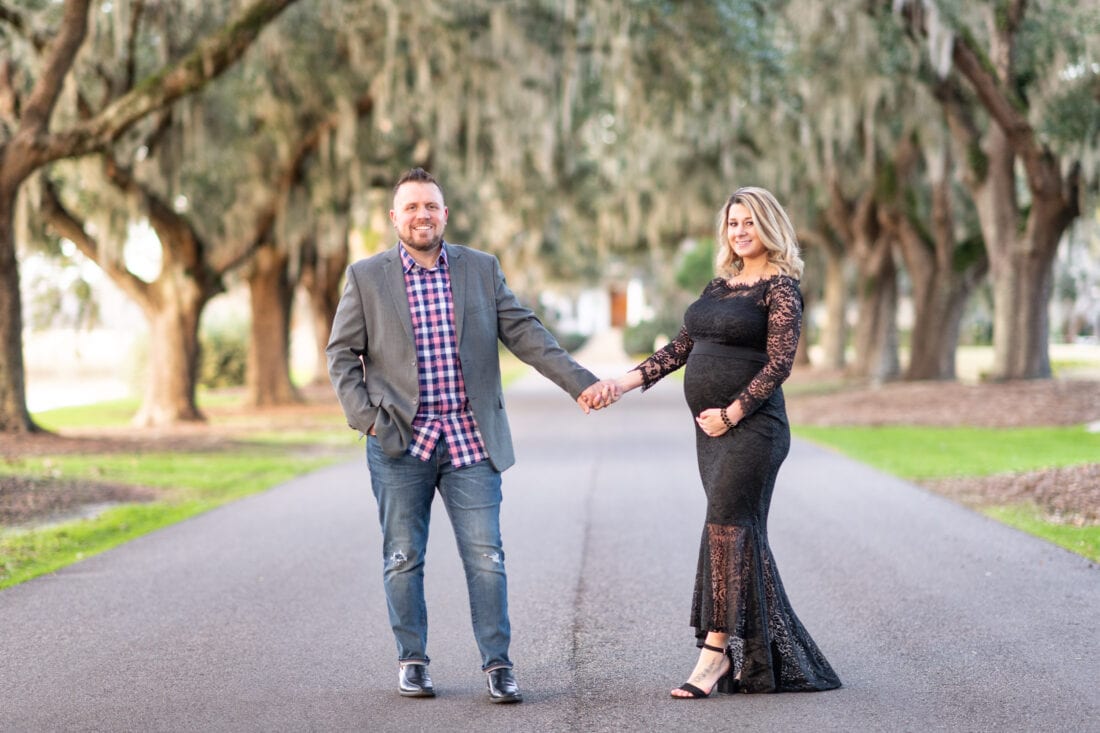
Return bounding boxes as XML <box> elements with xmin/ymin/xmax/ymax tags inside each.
<box><xmin>2</xmin><ymin>373</ymin><xmax>1098</xmax><ymax>732</ymax></box>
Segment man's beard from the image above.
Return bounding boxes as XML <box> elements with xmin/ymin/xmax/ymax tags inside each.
<box><xmin>403</xmin><ymin>233</ymin><xmax>443</xmax><ymax>251</ymax></box>
<box><xmin>400</xmin><ymin>224</ymin><xmax>444</xmax><ymax>252</ymax></box>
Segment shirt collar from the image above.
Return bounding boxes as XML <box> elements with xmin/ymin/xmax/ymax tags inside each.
<box><xmin>399</xmin><ymin>241</ymin><xmax>448</xmax><ymax>273</ymax></box>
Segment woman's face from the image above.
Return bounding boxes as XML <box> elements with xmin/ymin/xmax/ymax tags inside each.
<box><xmin>726</xmin><ymin>203</ymin><xmax>765</xmax><ymax>262</ymax></box>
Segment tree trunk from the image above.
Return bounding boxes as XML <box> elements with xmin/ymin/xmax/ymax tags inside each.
<box><xmin>133</xmin><ymin>281</ymin><xmax>206</xmax><ymax>427</ymax></box>
<box><xmin>931</xmin><ymin>11</ymin><xmax>1080</xmax><ymax>380</ymax></box>
<box><xmin>989</xmin><ymin>239</ymin><xmax>1057</xmax><ymax>380</ymax></box>
<box><xmin>851</xmin><ymin>248</ymin><xmax>900</xmax><ymax>382</ymax></box>
<box><xmin>245</xmin><ymin>244</ymin><xmax>300</xmax><ymax>406</ymax></box>
<box><xmin>798</xmin><ymin>221</ymin><xmax>849</xmax><ymax>371</ymax></box>
<box><xmin>36</xmin><ymin>170</ymin><xmax>216</xmax><ymax>427</ymax></box>
<box><xmin>0</xmin><ymin>186</ymin><xmax>39</xmax><ymax>432</ymax></box>
<box><xmin>109</xmin><ymin>164</ymin><xmax>229</xmax><ymax>426</ymax></box>
<box><xmin>821</xmin><ymin>251</ymin><xmax>848</xmax><ymax>370</ymax></box>
<box><xmin>0</xmin><ymin>0</ymin><xmax>93</xmax><ymax>433</ymax></box>
<box><xmin>968</xmin><ymin>128</ymin><xmax>1072</xmax><ymax>380</ymax></box>
<box><xmin>893</xmin><ymin>161</ymin><xmax>988</xmax><ymax>381</ymax></box>
<box><xmin>794</xmin><ymin>287</ymin><xmax>812</xmax><ymax>368</ymax></box>
<box><xmin>830</xmin><ymin>187</ymin><xmax>899</xmax><ymax>382</ymax></box>
<box><xmin>300</xmin><ymin>235</ymin><xmax>348</xmax><ymax>386</ymax></box>
<box><xmin>905</xmin><ymin>275</ymin><xmax>972</xmax><ymax>380</ymax></box>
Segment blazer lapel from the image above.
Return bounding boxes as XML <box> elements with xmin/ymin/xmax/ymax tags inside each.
<box><xmin>382</xmin><ymin>246</ymin><xmax>414</xmax><ymax>342</ymax></box>
<box><xmin>448</xmin><ymin>243</ymin><xmax>467</xmax><ymax>343</ymax></box>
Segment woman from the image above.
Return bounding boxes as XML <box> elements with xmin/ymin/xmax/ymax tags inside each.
<box><xmin>595</xmin><ymin>186</ymin><xmax>841</xmax><ymax>697</ymax></box>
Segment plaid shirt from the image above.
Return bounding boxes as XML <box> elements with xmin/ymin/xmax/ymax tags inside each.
<box><xmin>400</xmin><ymin>243</ymin><xmax>489</xmax><ymax>468</ymax></box>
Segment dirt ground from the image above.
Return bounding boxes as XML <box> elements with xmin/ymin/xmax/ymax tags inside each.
<box><xmin>3</xmin><ymin>377</ymin><xmax>1099</xmax><ymax>528</ymax></box>
<box><xmin>784</xmin><ymin>372</ymin><xmax>1100</xmax><ymax>428</ymax></box>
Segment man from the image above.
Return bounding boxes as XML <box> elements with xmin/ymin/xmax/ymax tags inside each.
<box><xmin>327</xmin><ymin>168</ymin><xmax>610</xmax><ymax>703</ymax></box>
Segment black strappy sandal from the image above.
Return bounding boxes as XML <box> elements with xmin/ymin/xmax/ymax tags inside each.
<box><xmin>671</xmin><ymin>642</ymin><xmax>733</xmax><ymax>699</ymax></box>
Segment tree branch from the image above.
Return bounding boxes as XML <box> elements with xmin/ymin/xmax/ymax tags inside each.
<box><xmin>42</xmin><ymin>0</ymin><xmax>301</xmax><ymax>162</ymax></box>
<box><xmin>215</xmin><ymin>116</ymin><xmax>339</xmax><ymax>275</ymax></box>
<box><xmin>0</xmin><ymin>59</ymin><xmax>17</xmax><ymax>128</ymax></box>
<box><xmin>19</xmin><ymin>0</ymin><xmax>91</xmax><ymax>132</ymax></box>
<box><xmin>123</xmin><ymin>0</ymin><xmax>147</xmax><ymax>93</ymax></box>
<box><xmin>0</xmin><ymin>2</ymin><xmax>52</xmax><ymax>52</ymax></box>
<box><xmin>949</xmin><ymin>32</ymin><xmax>1031</xmax><ymax>149</ymax></box>
<box><xmin>37</xmin><ymin>173</ymin><xmax>150</xmax><ymax>303</ymax></box>
<box><xmin>949</xmin><ymin>28</ymin><xmax>1061</xmax><ymax>198</ymax></box>
<box><xmin>1003</xmin><ymin>0</ymin><xmax>1027</xmax><ymax>36</ymax></box>
<box><xmin>137</xmin><ymin>110</ymin><xmax>175</xmax><ymax>159</ymax></box>
<box><xmin>825</xmin><ymin>176</ymin><xmax>854</xmax><ymax>244</ymax></box>
<box><xmin>930</xmin><ymin>74</ymin><xmax>987</xmax><ymax>184</ymax></box>
<box><xmin>101</xmin><ymin>156</ymin><xmax>215</xmax><ymax>290</ymax></box>
<box><xmin>217</xmin><ymin>93</ymin><xmax>374</xmax><ymax>274</ymax></box>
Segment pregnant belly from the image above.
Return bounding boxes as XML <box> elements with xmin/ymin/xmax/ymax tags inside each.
<box><xmin>683</xmin><ymin>352</ymin><xmax>760</xmax><ymax>414</ymax></box>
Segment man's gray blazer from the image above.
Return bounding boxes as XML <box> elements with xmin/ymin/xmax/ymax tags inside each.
<box><xmin>326</xmin><ymin>242</ymin><xmax>598</xmax><ymax>473</ymax></box>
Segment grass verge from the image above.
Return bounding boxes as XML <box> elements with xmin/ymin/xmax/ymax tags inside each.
<box><xmin>30</xmin><ymin>391</ymin><xmax>242</xmax><ymax>432</ymax></box>
<box><xmin>2</xmin><ymin>383</ymin><xmax>360</xmax><ymax>592</ymax></box>
<box><xmin>0</xmin><ymin>449</ymin><xmax>345</xmax><ymax>590</ymax></box>
<box><xmin>983</xmin><ymin>504</ymin><xmax>1100</xmax><ymax>561</ymax></box>
<box><xmin>3</xmin><ymin>362</ymin><xmax>533</xmax><ymax>591</ymax></box>
<box><xmin>793</xmin><ymin>424</ymin><xmax>1100</xmax><ymax>562</ymax></box>
<box><xmin>792</xmin><ymin>425</ymin><xmax>1100</xmax><ymax>479</ymax></box>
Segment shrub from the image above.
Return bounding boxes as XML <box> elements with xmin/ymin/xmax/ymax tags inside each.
<box><xmin>555</xmin><ymin>332</ymin><xmax>589</xmax><ymax>353</ymax></box>
<box><xmin>199</xmin><ymin>321</ymin><xmax>248</xmax><ymax>388</ymax></box>
<box><xmin>675</xmin><ymin>239</ymin><xmax>715</xmax><ymax>294</ymax></box>
<box><xmin>623</xmin><ymin>315</ymin><xmax>680</xmax><ymax>356</ymax></box>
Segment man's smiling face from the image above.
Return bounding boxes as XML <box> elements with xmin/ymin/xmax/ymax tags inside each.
<box><xmin>390</xmin><ymin>181</ymin><xmax>448</xmax><ymax>254</ymax></box>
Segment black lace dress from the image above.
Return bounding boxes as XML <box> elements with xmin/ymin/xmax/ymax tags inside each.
<box><xmin>634</xmin><ymin>274</ymin><xmax>841</xmax><ymax>693</ymax></box>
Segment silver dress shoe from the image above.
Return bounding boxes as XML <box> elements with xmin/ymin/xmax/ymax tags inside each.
<box><xmin>398</xmin><ymin>663</ymin><xmax>435</xmax><ymax>698</ymax></box>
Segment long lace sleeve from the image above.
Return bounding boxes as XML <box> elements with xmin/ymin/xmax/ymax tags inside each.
<box><xmin>734</xmin><ymin>277</ymin><xmax>802</xmax><ymax>416</ymax></box>
<box><xmin>632</xmin><ymin>325</ymin><xmax>694</xmax><ymax>391</ymax></box>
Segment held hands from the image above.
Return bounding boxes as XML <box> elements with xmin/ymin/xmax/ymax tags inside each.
<box><xmin>576</xmin><ymin>378</ymin><xmax>623</xmax><ymax>413</ymax></box>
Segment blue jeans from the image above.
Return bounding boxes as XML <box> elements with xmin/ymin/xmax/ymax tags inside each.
<box><xmin>366</xmin><ymin>436</ymin><xmax>511</xmax><ymax>671</ymax></box>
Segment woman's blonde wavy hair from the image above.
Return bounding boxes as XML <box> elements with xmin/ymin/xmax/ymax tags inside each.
<box><xmin>715</xmin><ymin>186</ymin><xmax>804</xmax><ymax>279</ymax></box>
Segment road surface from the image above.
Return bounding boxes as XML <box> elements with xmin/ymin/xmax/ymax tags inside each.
<box><xmin>2</xmin><ymin>372</ymin><xmax>1098</xmax><ymax>732</ymax></box>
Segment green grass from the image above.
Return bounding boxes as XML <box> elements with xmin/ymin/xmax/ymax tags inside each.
<box><xmin>794</xmin><ymin>423</ymin><xmax>1100</xmax><ymax>562</ymax></box>
<box><xmin>31</xmin><ymin>391</ymin><xmax>245</xmax><ymax>431</ymax></box>
<box><xmin>6</xmin><ymin>353</ymin><xmax>548</xmax><ymax>591</ymax></box>
<box><xmin>0</xmin><ymin>451</ymin><xmax>336</xmax><ymax>498</ymax></box>
<box><xmin>0</xmin><ymin>441</ymin><xmax>351</xmax><ymax>591</ymax></box>
<box><xmin>32</xmin><ymin>398</ymin><xmax>142</xmax><ymax>431</ymax></box>
<box><xmin>498</xmin><ymin>350</ymin><xmax>532</xmax><ymax>388</ymax></box>
<box><xmin>3</xmin><ymin>357</ymin><xmax>546</xmax><ymax>590</ymax></box>
<box><xmin>1</xmin><ymin>502</ymin><xmax>214</xmax><ymax>588</ymax></box>
<box><xmin>792</xmin><ymin>425</ymin><xmax>1100</xmax><ymax>479</ymax></box>
<box><xmin>6</xmin><ymin>372</ymin><xmax>371</xmax><ymax>591</ymax></box>
<box><xmin>983</xmin><ymin>505</ymin><xmax>1100</xmax><ymax>563</ymax></box>
<box><xmin>1051</xmin><ymin>358</ymin><xmax>1100</xmax><ymax>377</ymax></box>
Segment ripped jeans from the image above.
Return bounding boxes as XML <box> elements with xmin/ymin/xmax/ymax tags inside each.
<box><xmin>366</xmin><ymin>436</ymin><xmax>511</xmax><ymax>671</ymax></box>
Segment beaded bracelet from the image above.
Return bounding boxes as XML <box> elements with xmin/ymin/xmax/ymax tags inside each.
<box><xmin>719</xmin><ymin>407</ymin><xmax>735</xmax><ymax>430</ymax></box>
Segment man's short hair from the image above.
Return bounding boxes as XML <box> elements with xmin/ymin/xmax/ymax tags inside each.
<box><xmin>393</xmin><ymin>167</ymin><xmax>444</xmax><ymax>201</ymax></box>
